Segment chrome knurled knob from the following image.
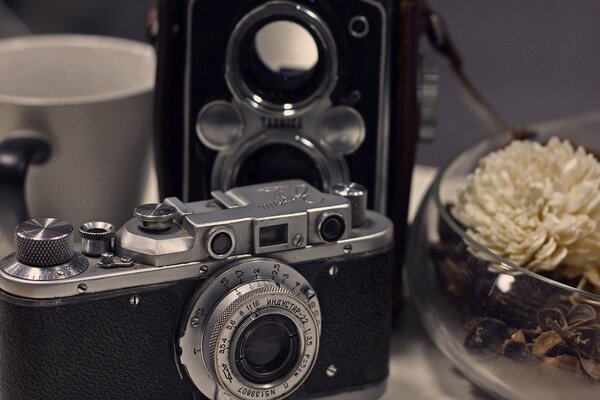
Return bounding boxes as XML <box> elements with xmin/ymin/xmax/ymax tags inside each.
<box><xmin>331</xmin><ymin>182</ymin><xmax>367</xmax><ymax>227</ymax></box>
<box><xmin>15</xmin><ymin>218</ymin><xmax>74</xmax><ymax>266</ymax></box>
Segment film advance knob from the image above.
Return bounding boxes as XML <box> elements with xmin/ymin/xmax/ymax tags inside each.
<box><xmin>331</xmin><ymin>182</ymin><xmax>367</xmax><ymax>228</ymax></box>
<box><xmin>134</xmin><ymin>203</ymin><xmax>177</xmax><ymax>231</ymax></box>
<box><xmin>15</xmin><ymin>218</ymin><xmax>75</xmax><ymax>266</ymax></box>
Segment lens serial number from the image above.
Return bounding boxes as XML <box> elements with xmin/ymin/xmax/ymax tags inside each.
<box><xmin>237</xmin><ymin>387</ymin><xmax>277</xmax><ymax>398</ymax></box>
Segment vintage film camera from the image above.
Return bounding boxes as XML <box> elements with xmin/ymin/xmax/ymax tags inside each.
<box><xmin>0</xmin><ymin>180</ymin><xmax>393</xmax><ymax>400</ymax></box>
<box><xmin>154</xmin><ymin>0</ymin><xmax>422</xmax><ymax>309</ymax></box>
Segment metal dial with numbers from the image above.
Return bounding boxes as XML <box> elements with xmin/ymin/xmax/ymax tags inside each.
<box><xmin>0</xmin><ymin>218</ymin><xmax>88</xmax><ymax>281</ymax></box>
<box><xmin>179</xmin><ymin>258</ymin><xmax>321</xmax><ymax>400</ymax></box>
<box><xmin>0</xmin><ymin>253</ymin><xmax>88</xmax><ymax>281</ymax></box>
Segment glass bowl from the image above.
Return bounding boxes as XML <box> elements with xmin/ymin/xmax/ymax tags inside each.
<box><xmin>407</xmin><ymin>112</ymin><xmax>600</xmax><ymax>399</ymax></box>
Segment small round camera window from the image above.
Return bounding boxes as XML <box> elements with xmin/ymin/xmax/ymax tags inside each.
<box><xmin>211</xmin><ymin>232</ymin><xmax>233</xmax><ymax>256</ymax></box>
<box><xmin>207</xmin><ymin>227</ymin><xmax>236</xmax><ymax>259</ymax></box>
<box><xmin>319</xmin><ymin>214</ymin><xmax>345</xmax><ymax>242</ymax></box>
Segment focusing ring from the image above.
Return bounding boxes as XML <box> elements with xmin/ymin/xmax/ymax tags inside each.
<box><xmin>208</xmin><ymin>282</ymin><xmax>319</xmax><ymax>399</ymax></box>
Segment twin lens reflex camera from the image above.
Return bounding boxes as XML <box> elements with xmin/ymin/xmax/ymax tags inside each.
<box><xmin>0</xmin><ymin>180</ymin><xmax>394</xmax><ymax>400</ymax></box>
<box><xmin>153</xmin><ymin>0</ymin><xmax>423</xmax><ymax>315</ymax></box>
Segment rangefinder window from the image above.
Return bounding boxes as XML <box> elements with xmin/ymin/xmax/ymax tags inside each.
<box><xmin>259</xmin><ymin>224</ymin><xmax>288</xmax><ymax>247</ymax></box>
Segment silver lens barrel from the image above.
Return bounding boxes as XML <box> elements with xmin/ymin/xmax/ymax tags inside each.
<box><xmin>179</xmin><ymin>258</ymin><xmax>321</xmax><ymax>400</ymax></box>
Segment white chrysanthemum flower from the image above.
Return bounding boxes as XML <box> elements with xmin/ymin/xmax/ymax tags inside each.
<box><xmin>452</xmin><ymin>137</ymin><xmax>600</xmax><ymax>289</ymax></box>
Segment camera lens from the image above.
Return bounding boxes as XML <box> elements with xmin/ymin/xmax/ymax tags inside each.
<box><xmin>236</xmin><ymin>143</ymin><xmax>323</xmax><ymax>189</ymax></box>
<box><xmin>319</xmin><ymin>214</ymin><xmax>345</xmax><ymax>242</ymax></box>
<box><xmin>235</xmin><ymin>315</ymin><xmax>300</xmax><ymax>385</ymax></box>
<box><xmin>180</xmin><ymin>260</ymin><xmax>321</xmax><ymax>399</ymax></box>
<box><xmin>226</xmin><ymin>2</ymin><xmax>337</xmax><ymax>113</ymax></box>
<box><xmin>242</xmin><ymin>20</ymin><xmax>321</xmax><ymax>104</ymax></box>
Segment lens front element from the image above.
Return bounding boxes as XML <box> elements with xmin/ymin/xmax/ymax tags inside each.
<box><xmin>209</xmin><ymin>281</ymin><xmax>318</xmax><ymax>399</ymax></box>
<box><xmin>235</xmin><ymin>314</ymin><xmax>300</xmax><ymax>384</ymax></box>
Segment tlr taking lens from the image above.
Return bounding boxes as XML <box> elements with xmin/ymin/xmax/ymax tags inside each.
<box><xmin>236</xmin><ymin>143</ymin><xmax>324</xmax><ymax>190</ymax></box>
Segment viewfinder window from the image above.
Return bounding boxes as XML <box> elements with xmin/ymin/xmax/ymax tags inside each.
<box><xmin>260</xmin><ymin>224</ymin><xmax>288</xmax><ymax>247</ymax></box>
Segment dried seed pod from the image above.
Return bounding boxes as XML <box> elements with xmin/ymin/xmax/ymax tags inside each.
<box><xmin>511</xmin><ymin>329</ymin><xmax>526</xmax><ymax>343</ymax></box>
<box><xmin>580</xmin><ymin>357</ymin><xmax>600</xmax><ymax>381</ymax></box>
<box><xmin>537</xmin><ymin>308</ymin><xmax>568</xmax><ymax>332</ymax></box>
<box><xmin>565</xmin><ymin>327</ymin><xmax>597</xmax><ymax>358</ymax></box>
<box><xmin>533</xmin><ymin>331</ymin><xmax>563</xmax><ymax>358</ymax></box>
<box><xmin>465</xmin><ymin>318</ymin><xmax>509</xmax><ymax>352</ymax></box>
<box><xmin>486</xmin><ymin>275</ymin><xmax>562</xmax><ymax>330</ymax></box>
<box><xmin>502</xmin><ymin>340</ymin><xmax>532</xmax><ymax>363</ymax></box>
<box><xmin>567</xmin><ymin>304</ymin><xmax>597</xmax><ymax>327</ymax></box>
<box><xmin>540</xmin><ymin>355</ymin><xmax>584</xmax><ymax>382</ymax></box>
<box><xmin>546</xmin><ymin>343</ymin><xmax>579</xmax><ymax>358</ymax></box>
<box><xmin>523</xmin><ymin>327</ymin><xmax>543</xmax><ymax>342</ymax></box>
<box><xmin>591</xmin><ymin>333</ymin><xmax>600</xmax><ymax>363</ymax></box>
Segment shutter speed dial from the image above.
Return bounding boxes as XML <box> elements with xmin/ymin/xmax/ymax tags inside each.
<box><xmin>0</xmin><ymin>218</ymin><xmax>88</xmax><ymax>281</ymax></box>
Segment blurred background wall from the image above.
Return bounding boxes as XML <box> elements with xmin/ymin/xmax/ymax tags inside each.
<box><xmin>1</xmin><ymin>0</ymin><xmax>599</xmax><ymax>167</ymax></box>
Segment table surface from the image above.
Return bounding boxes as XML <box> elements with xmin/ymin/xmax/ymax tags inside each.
<box><xmin>380</xmin><ymin>166</ymin><xmax>491</xmax><ymax>400</ymax></box>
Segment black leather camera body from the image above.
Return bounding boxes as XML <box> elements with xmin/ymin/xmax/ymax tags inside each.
<box><xmin>155</xmin><ymin>0</ymin><xmax>421</xmax><ymax>311</ymax></box>
<box><xmin>0</xmin><ymin>180</ymin><xmax>393</xmax><ymax>399</ymax></box>
<box><xmin>0</xmin><ymin>253</ymin><xmax>392</xmax><ymax>400</ymax></box>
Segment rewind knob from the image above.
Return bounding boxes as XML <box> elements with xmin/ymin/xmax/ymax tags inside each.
<box><xmin>15</xmin><ymin>218</ymin><xmax>74</xmax><ymax>266</ymax></box>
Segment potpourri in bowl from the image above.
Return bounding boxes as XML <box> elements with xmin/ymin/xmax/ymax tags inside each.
<box><xmin>407</xmin><ymin>113</ymin><xmax>600</xmax><ymax>399</ymax></box>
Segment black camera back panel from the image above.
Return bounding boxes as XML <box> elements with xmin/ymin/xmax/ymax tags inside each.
<box><xmin>187</xmin><ymin>0</ymin><xmax>384</xmax><ymax>203</ymax></box>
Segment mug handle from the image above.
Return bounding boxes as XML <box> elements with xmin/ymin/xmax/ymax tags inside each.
<box><xmin>0</xmin><ymin>132</ymin><xmax>51</xmax><ymax>239</ymax></box>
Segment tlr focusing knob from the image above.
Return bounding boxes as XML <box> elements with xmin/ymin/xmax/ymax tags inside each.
<box><xmin>331</xmin><ymin>182</ymin><xmax>367</xmax><ymax>227</ymax></box>
<box><xmin>15</xmin><ymin>218</ymin><xmax>74</xmax><ymax>266</ymax></box>
<box><xmin>134</xmin><ymin>203</ymin><xmax>177</xmax><ymax>231</ymax></box>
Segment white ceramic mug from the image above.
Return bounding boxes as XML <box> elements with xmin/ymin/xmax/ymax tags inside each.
<box><xmin>0</xmin><ymin>35</ymin><xmax>157</xmax><ymax>254</ymax></box>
